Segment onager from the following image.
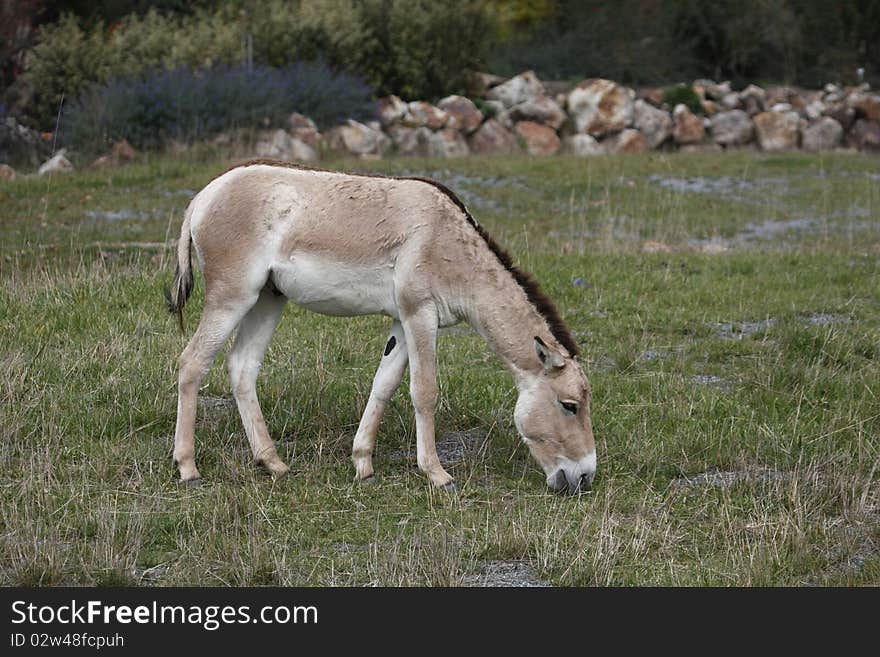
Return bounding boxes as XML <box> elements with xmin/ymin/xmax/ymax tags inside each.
<box><xmin>166</xmin><ymin>160</ymin><xmax>596</xmax><ymax>493</ymax></box>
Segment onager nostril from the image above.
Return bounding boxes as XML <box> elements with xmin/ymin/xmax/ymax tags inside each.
<box><xmin>579</xmin><ymin>473</ymin><xmax>593</xmax><ymax>492</ymax></box>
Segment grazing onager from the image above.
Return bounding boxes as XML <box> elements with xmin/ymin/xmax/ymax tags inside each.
<box><xmin>166</xmin><ymin>160</ymin><xmax>596</xmax><ymax>493</ymax></box>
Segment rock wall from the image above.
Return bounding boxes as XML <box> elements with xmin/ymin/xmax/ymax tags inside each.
<box><xmin>300</xmin><ymin>72</ymin><xmax>880</xmax><ymax>160</ymax></box>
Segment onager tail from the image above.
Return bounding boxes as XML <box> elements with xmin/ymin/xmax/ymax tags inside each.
<box><xmin>164</xmin><ymin>207</ymin><xmax>194</xmax><ymax>333</ymax></box>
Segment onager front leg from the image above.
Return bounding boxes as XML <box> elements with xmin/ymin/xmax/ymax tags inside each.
<box><xmin>401</xmin><ymin>305</ymin><xmax>454</xmax><ymax>489</ymax></box>
<box><xmin>352</xmin><ymin>321</ymin><xmax>408</xmax><ymax>480</ymax></box>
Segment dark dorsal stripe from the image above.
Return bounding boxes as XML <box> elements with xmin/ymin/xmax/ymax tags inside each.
<box><xmin>223</xmin><ymin>159</ymin><xmax>580</xmax><ymax>358</ymax></box>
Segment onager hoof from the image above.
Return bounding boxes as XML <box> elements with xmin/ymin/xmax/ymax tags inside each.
<box><xmin>358</xmin><ymin>473</ymin><xmax>378</xmax><ymax>486</ymax></box>
<box><xmin>259</xmin><ymin>458</ymin><xmax>290</xmax><ymax>479</ymax></box>
<box><xmin>180</xmin><ymin>475</ymin><xmax>202</xmax><ymax>488</ymax></box>
<box><xmin>440</xmin><ymin>481</ymin><xmax>457</xmax><ymax>493</ymax></box>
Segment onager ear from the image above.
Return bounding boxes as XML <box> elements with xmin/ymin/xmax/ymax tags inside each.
<box><xmin>534</xmin><ymin>336</ymin><xmax>565</xmax><ymax>370</ymax></box>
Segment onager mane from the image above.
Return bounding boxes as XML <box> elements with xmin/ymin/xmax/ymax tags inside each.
<box><xmin>216</xmin><ymin>158</ymin><xmax>580</xmax><ymax>357</ymax></box>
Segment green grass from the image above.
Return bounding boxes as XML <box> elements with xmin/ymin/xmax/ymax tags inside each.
<box><xmin>1</xmin><ymin>150</ymin><xmax>879</xmax><ymax>586</ymax></box>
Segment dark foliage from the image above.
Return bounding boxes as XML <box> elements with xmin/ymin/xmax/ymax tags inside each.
<box><xmin>61</xmin><ymin>62</ymin><xmax>376</xmax><ymax>152</ymax></box>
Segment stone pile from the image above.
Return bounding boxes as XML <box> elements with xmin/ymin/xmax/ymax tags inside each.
<box><xmin>3</xmin><ymin>71</ymin><xmax>879</xmax><ymax>180</ymax></box>
<box><xmin>312</xmin><ymin>71</ymin><xmax>880</xmax><ymax>159</ymax></box>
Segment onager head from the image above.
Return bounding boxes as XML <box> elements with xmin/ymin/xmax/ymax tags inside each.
<box><xmin>514</xmin><ymin>337</ymin><xmax>596</xmax><ymax>494</ymax></box>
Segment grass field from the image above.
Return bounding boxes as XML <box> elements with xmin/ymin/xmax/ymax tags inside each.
<box><xmin>1</xmin><ymin>150</ymin><xmax>878</xmax><ymax>586</ymax></box>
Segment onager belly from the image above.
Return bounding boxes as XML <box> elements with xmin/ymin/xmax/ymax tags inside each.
<box><xmin>271</xmin><ymin>252</ymin><xmax>399</xmax><ymax>318</ymax></box>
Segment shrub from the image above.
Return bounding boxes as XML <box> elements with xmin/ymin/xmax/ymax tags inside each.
<box><xmin>663</xmin><ymin>84</ymin><xmax>704</xmax><ymax>115</ymax></box>
<box><xmin>61</xmin><ymin>63</ymin><xmax>376</xmax><ymax>152</ymax></box>
<box><xmin>24</xmin><ymin>2</ymin><xmax>494</xmax><ymax>129</ymax></box>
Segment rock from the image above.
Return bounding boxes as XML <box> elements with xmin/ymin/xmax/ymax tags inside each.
<box><xmin>487</xmin><ymin>71</ymin><xmax>545</xmax><ymax>108</ymax></box>
<box><xmin>0</xmin><ymin>163</ymin><xmax>16</xmax><ymax>181</ymax></box>
<box><xmin>254</xmin><ymin>129</ymin><xmax>318</xmax><ymax>162</ymax></box>
<box><xmin>721</xmin><ymin>92</ymin><xmax>742</xmax><ymax>111</ymax></box>
<box><xmin>848</xmin><ymin>119</ymin><xmax>880</xmax><ymax>152</ymax></box>
<box><xmin>804</xmin><ymin>99</ymin><xmax>826</xmax><ymax>121</ymax></box>
<box><xmin>387</xmin><ymin>125</ymin><xmax>431</xmax><ymax>157</ymax></box>
<box><xmin>567</xmin><ymin>78</ymin><xmax>635</xmax><ymax>137</ymax></box>
<box><xmin>467</xmin><ymin>119</ymin><xmax>519</xmax><ymax>154</ymax></box>
<box><xmin>90</xmin><ymin>139</ymin><xmax>138</xmax><ymax>169</ymax></box>
<box><xmin>823</xmin><ymin>102</ymin><xmax>856</xmax><ymax>132</ymax></box>
<box><xmin>287</xmin><ymin>113</ymin><xmax>321</xmax><ymax>147</ymax></box>
<box><xmin>404</xmin><ymin>101</ymin><xmax>448</xmax><ymax>130</ymax></box>
<box><xmin>563</xmin><ymin>133</ymin><xmax>604</xmax><ymax>157</ymax></box>
<box><xmin>639</xmin><ymin>87</ymin><xmax>666</xmax><ymax>107</ymax></box>
<box><xmin>38</xmin><ymin>150</ymin><xmax>73</xmax><ymax>176</ymax></box>
<box><xmin>514</xmin><ymin>121</ymin><xmax>560</xmax><ymax>156</ymax></box>
<box><xmin>673</xmin><ymin>104</ymin><xmax>705</xmax><ymax>144</ymax></box>
<box><xmin>377</xmin><ymin>95</ymin><xmax>409</xmax><ymax>126</ymax></box>
<box><xmin>771</xmin><ymin>102</ymin><xmax>793</xmax><ymax>113</ymax></box>
<box><xmin>702</xmin><ymin>80</ymin><xmax>732</xmax><ymax>101</ymax></box>
<box><xmin>740</xmin><ymin>84</ymin><xmax>767</xmax><ymax>115</ymax></box>
<box><xmin>326</xmin><ymin>120</ymin><xmax>390</xmax><ymax>157</ymax></box>
<box><xmin>469</xmin><ymin>71</ymin><xmax>506</xmax><ymax>97</ymax></box>
<box><xmin>0</xmin><ymin>116</ymin><xmax>51</xmax><ymax>167</ymax></box>
<box><xmin>604</xmin><ymin>128</ymin><xmax>649</xmax><ymax>154</ymax></box>
<box><xmin>702</xmin><ymin>100</ymin><xmax>720</xmax><ymax>116</ymax></box>
<box><xmin>111</xmin><ymin>139</ymin><xmax>136</xmax><ymax>162</ymax></box>
<box><xmin>710</xmin><ymin>110</ymin><xmax>754</xmax><ymax>146</ymax></box>
<box><xmin>753</xmin><ymin>111</ymin><xmax>801</xmax><ymax>151</ymax></box>
<box><xmin>849</xmin><ymin>93</ymin><xmax>880</xmax><ymax>122</ymax></box>
<box><xmin>426</xmin><ymin>128</ymin><xmax>470</xmax><ymax>158</ymax></box>
<box><xmin>505</xmin><ymin>95</ymin><xmax>567</xmax><ymax>130</ymax></box>
<box><xmin>437</xmin><ymin>95</ymin><xmax>484</xmax><ymax>134</ymax></box>
<box><xmin>633</xmin><ymin>99</ymin><xmax>672</xmax><ymax>148</ymax></box>
<box><xmin>287</xmin><ymin>112</ymin><xmax>316</xmax><ymax>132</ymax></box>
<box><xmin>801</xmin><ymin>117</ymin><xmax>843</xmax><ymax>151</ymax></box>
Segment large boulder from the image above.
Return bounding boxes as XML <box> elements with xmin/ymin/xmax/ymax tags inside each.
<box><xmin>753</xmin><ymin>111</ymin><xmax>801</xmax><ymax>151</ymax></box>
<box><xmin>848</xmin><ymin>119</ymin><xmax>880</xmax><ymax>152</ymax></box>
<box><xmin>326</xmin><ymin>120</ymin><xmax>390</xmax><ymax>157</ymax></box>
<box><xmin>563</xmin><ymin>134</ymin><xmax>604</xmax><ymax>157</ymax></box>
<box><xmin>709</xmin><ymin>110</ymin><xmax>754</xmax><ymax>146</ymax></box>
<box><xmin>377</xmin><ymin>95</ymin><xmax>409</xmax><ymax>126</ymax></box>
<box><xmin>467</xmin><ymin>119</ymin><xmax>519</xmax><ymax>154</ymax></box>
<box><xmin>823</xmin><ymin>102</ymin><xmax>856</xmax><ymax>132</ymax></box>
<box><xmin>604</xmin><ymin>129</ymin><xmax>649</xmax><ymax>154</ymax></box>
<box><xmin>0</xmin><ymin>116</ymin><xmax>51</xmax><ymax>168</ymax></box>
<box><xmin>387</xmin><ymin>125</ymin><xmax>431</xmax><ymax>157</ymax></box>
<box><xmin>633</xmin><ymin>99</ymin><xmax>672</xmax><ymax>148</ymax></box>
<box><xmin>404</xmin><ymin>101</ymin><xmax>448</xmax><ymax>130</ymax></box>
<box><xmin>801</xmin><ymin>117</ymin><xmax>843</xmax><ymax>152</ymax></box>
<box><xmin>673</xmin><ymin>104</ymin><xmax>705</xmax><ymax>144</ymax></box>
<box><xmin>848</xmin><ymin>93</ymin><xmax>880</xmax><ymax>122</ymax></box>
<box><xmin>91</xmin><ymin>139</ymin><xmax>138</xmax><ymax>169</ymax></box>
<box><xmin>426</xmin><ymin>128</ymin><xmax>470</xmax><ymax>158</ymax></box>
<box><xmin>437</xmin><ymin>95</ymin><xmax>484</xmax><ymax>134</ymax></box>
<box><xmin>514</xmin><ymin>121</ymin><xmax>560</xmax><ymax>156</ymax></box>
<box><xmin>254</xmin><ymin>129</ymin><xmax>318</xmax><ymax>162</ymax></box>
<box><xmin>487</xmin><ymin>71</ymin><xmax>545</xmax><ymax>108</ymax></box>
<box><xmin>38</xmin><ymin>150</ymin><xmax>73</xmax><ymax>176</ymax></box>
<box><xmin>567</xmin><ymin>78</ymin><xmax>635</xmax><ymax>137</ymax></box>
<box><xmin>505</xmin><ymin>95</ymin><xmax>567</xmax><ymax>130</ymax></box>
<box><xmin>287</xmin><ymin>113</ymin><xmax>321</xmax><ymax>147</ymax></box>
<box><xmin>740</xmin><ymin>84</ymin><xmax>767</xmax><ymax>115</ymax></box>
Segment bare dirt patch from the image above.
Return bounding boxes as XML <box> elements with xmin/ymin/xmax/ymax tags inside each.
<box><xmin>462</xmin><ymin>560</ymin><xmax>551</xmax><ymax>587</ymax></box>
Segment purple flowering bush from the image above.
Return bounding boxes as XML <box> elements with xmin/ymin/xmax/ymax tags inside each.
<box><xmin>62</xmin><ymin>62</ymin><xmax>376</xmax><ymax>152</ymax></box>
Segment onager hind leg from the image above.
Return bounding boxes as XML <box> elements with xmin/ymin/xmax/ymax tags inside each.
<box><xmin>226</xmin><ymin>288</ymin><xmax>289</xmax><ymax>478</ymax></box>
<box><xmin>352</xmin><ymin>321</ymin><xmax>408</xmax><ymax>480</ymax></box>
<box><xmin>174</xmin><ymin>295</ymin><xmax>257</xmax><ymax>482</ymax></box>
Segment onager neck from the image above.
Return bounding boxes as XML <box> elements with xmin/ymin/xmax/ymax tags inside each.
<box><xmin>460</xmin><ymin>258</ymin><xmax>566</xmax><ymax>383</ymax></box>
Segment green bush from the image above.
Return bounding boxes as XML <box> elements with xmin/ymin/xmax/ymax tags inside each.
<box><xmin>24</xmin><ymin>1</ymin><xmax>494</xmax><ymax>129</ymax></box>
<box><xmin>663</xmin><ymin>84</ymin><xmax>704</xmax><ymax>115</ymax></box>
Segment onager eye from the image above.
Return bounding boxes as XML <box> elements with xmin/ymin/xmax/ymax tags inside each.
<box><xmin>560</xmin><ymin>401</ymin><xmax>578</xmax><ymax>416</ymax></box>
